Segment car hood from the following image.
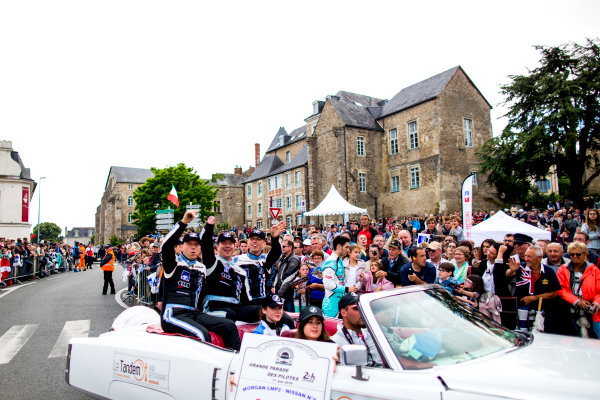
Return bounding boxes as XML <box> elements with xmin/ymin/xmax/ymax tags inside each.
<box><xmin>438</xmin><ymin>332</ymin><xmax>600</xmax><ymax>399</ymax></box>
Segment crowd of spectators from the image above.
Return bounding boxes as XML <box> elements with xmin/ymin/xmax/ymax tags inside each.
<box><xmin>2</xmin><ymin>200</ymin><xmax>598</xmax><ymax>342</ymax></box>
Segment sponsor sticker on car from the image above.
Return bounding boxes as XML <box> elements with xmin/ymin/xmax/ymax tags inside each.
<box><xmin>113</xmin><ymin>353</ymin><xmax>170</xmax><ymax>390</ymax></box>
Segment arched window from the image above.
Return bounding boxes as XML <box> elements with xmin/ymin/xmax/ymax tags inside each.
<box><xmin>127</xmin><ymin>196</ymin><xmax>134</xmax><ymax>207</ymax></box>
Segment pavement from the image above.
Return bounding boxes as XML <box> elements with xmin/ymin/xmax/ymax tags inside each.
<box><xmin>0</xmin><ymin>263</ymin><xmax>128</xmax><ymax>400</ymax></box>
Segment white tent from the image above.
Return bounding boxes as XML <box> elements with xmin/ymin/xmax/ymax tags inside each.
<box><xmin>305</xmin><ymin>185</ymin><xmax>367</xmax><ymax>221</ymax></box>
<box><xmin>471</xmin><ymin>211</ymin><xmax>551</xmax><ymax>246</ymax></box>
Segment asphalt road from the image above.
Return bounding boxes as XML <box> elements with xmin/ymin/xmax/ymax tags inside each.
<box><xmin>0</xmin><ymin>263</ymin><xmax>129</xmax><ymax>400</ymax></box>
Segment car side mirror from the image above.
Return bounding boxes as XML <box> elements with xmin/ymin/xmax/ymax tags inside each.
<box><xmin>341</xmin><ymin>344</ymin><xmax>367</xmax><ymax>366</ymax></box>
<box><xmin>340</xmin><ymin>344</ymin><xmax>369</xmax><ymax>381</ymax></box>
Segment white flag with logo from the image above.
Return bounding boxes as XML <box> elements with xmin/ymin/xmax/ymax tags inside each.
<box><xmin>462</xmin><ymin>174</ymin><xmax>474</xmax><ymax>240</ymax></box>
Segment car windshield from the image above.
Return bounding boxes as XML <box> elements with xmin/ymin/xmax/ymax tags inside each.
<box><xmin>369</xmin><ymin>288</ymin><xmax>526</xmax><ymax>369</ymax></box>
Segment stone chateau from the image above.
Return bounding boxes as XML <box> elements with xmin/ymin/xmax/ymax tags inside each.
<box><xmin>96</xmin><ymin>66</ymin><xmax>496</xmax><ymax>239</ymax></box>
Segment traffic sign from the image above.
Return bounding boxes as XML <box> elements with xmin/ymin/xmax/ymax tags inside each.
<box><xmin>156</xmin><ymin>209</ymin><xmax>174</xmax><ymax>214</ymax></box>
<box><xmin>185</xmin><ymin>204</ymin><xmax>200</xmax><ymax>227</ymax></box>
<box><xmin>269</xmin><ymin>207</ymin><xmax>281</xmax><ymax>220</ymax></box>
<box><xmin>156</xmin><ymin>214</ymin><xmax>174</xmax><ymax>220</ymax></box>
<box><xmin>156</xmin><ymin>224</ymin><xmax>173</xmax><ymax>230</ymax></box>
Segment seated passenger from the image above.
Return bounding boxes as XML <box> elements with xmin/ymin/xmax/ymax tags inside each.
<box><xmin>252</xmin><ymin>294</ymin><xmax>293</xmax><ymax>336</ymax></box>
<box><xmin>161</xmin><ymin>211</ymin><xmax>241</xmax><ymax>351</ymax></box>
<box><xmin>331</xmin><ymin>293</ymin><xmax>382</xmax><ymax>366</ymax></box>
<box><xmin>295</xmin><ymin>306</ymin><xmax>333</xmax><ymax>342</ymax></box>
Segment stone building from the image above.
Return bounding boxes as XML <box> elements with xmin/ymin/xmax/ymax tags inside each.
<box><xmin>65</xmin><ymin>227</ymin><xmax>95</xmax><ymax>247</ymax></box>
<box><xmin>243</xmin><ymin>127</ymin><xmax>309</xmax><ymax>229</ymax></box>
<box><xmin>0</xmin><ymin>140</ymin><xmax>36</xmax><ymax>240</ymax></box>
<box><xmin>244</xmin><ymin>66</ymin><xmax>496</xmax><ymax>226</ymax></box>
<box><xmin>95</xmin><ymin>166</ymin><xmax>154</xmax><ymax>244</ymax></box>
<box><xmin>206</xmin><ymin>163</ymin><xmax>255</xmax><ymax>229</ymax></box>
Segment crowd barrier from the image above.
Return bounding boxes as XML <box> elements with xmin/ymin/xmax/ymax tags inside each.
<box><xmin>2</xmin><ymin>254</ymin><xmax>74</xmax><ymax>285</ymax></box>
<box><xmin>120</xmin><ymin>266</ymin><xmax>157</xmax><ymax>308</ymax></box>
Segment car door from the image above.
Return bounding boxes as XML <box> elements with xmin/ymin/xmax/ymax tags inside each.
<box><xmin>330</xmin><ymin>365</ymin><xmax>443</xmax><ymax>400</ymax></box>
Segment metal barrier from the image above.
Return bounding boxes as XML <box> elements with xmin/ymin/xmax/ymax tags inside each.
<box><xmin>1</xmin><ymin>253</ymin><xmax>73</xmax><ymax>287</ymax></box>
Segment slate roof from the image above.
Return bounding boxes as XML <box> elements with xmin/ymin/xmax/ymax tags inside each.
<box><xmin>244</xmin><ymin>144</ymin><xmax>308</xmax><ymax>183</ymax></box>
<box><xmin>334</xmin><ymin>91</ymin><xmax>385</xmax><ymax>107</ymax></box>
<box><xmin>266</xmin><ymin>125</ymin><xmax>307</xmax><ymax>153</ymax></box>
<box><xmin>67</xmin><ymin>227</ymin><xmax>95</xmax><ymax>238</ymax></box>
<box><xmin>209</xmin><ymin>173</ymin><xmax>247</xmax><ymax>187</ymax></box>
<box><xmin>329</xmin><ymin>98</ymin><xmax>384</xmax><ymax>131</ymax></box>
<box><xmin>106</xmin><ymin>166</ymin><xmax>154</xmax><ymax>189</ymax></box>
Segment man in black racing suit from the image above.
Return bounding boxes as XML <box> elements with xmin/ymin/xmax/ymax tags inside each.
<box><xmin>201</xmin><ymin>216</ymin><xmax>287</xmax><ymax>322</ymax></box>
<box><xmin>160</xmin><ymin>210</ymin><xmax>241</xmax><ymax>350</ymax></box>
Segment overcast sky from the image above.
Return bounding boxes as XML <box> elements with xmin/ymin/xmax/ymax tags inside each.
<box><xmin>1</xmin><ymin>0</ymin><xmax>598</xmax><ymax>234</ymax></box>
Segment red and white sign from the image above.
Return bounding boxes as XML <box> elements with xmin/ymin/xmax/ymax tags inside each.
<box><xmin>22</xmin><ymin>187</ymin><xmax>29</xmax><ymax>222</ymax></box>
<box><xmin>269</xmin><ymin>207</ymin><xmax>281</xmax><ymax>220</ymax></box>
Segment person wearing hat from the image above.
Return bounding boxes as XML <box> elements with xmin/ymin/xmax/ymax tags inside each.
<box><xmin>331</xmin><ymin>292</ymin><xmax>382</xmax><ymax>366</ymax></box>
<box><xmin>201</xmin><ymin>216</ymin><xmax>287</xmax><ymax>325</ymax></box>
<box><xmin>376</xmin><ymin>239</ymin><xmax>408</xmax><ymax>286</ymax></box>
<box><xmin>302</xmin><ymin>238</ymin><xmax>313</xmax><ymax>258</ymax></box>
<box><xmin>100</xmin><ymin>245</ymin><xmax>116</xmax><ymax>295</ymax></box>
<box><xmin>160</xmin><ymin>210</ymin><xmax>241</xmax><ymax>351</ymax></box>
<box><xmin>251</xmin><ymin>294</ymin><xmax>292</xmax><ymax>336</ymax></box>
<box><xmin>295</xmin><ymin>305</ymin><xmax>332</xmax><ymax>342</ymax></box>
<box><xmin>512</xmin><ymin>233</ymin><xmax>533</xmax><ymax>266</ymax></box>
<box><xmin>233</xmin><ymin>225</ymin><xmax>283</xmax><ymax>308</ymax></box>
<box><xmin>425</xmin><ymin>241</ymin><xmax>446</xmax><ymax>272</ymax></box>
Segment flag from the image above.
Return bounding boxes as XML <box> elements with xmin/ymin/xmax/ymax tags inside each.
<box><xmin>167</xmin><ymin>185</ymin><xmax>179</xmax><ymax>207</ymax></box>
<box><xmin>461</xmin><ymin>174</ymin><xmax>474</xmax><ymax>241</ymax></box>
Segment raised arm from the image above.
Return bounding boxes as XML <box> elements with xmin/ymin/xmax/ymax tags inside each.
<box><xmin>200</xmin><ymin>215</ymin><xmax>217</xmax><ymax>273</ymax></box>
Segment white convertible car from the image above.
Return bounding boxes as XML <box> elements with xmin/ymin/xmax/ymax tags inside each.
<box><xmin>67</xmin><ymin>285</ymin><xmax>600</xmax><ymax>399</ymax></box>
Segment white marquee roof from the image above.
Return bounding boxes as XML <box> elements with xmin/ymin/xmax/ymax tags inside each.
<box><xmin>305</xmin><ymin>185</ymin><xmax>367</xmax><ymax>217</ymax></box>
<box><xmin>471</xmin><ymin>211</ymin><xmax>551</xmax><ymax>246</ymax></box>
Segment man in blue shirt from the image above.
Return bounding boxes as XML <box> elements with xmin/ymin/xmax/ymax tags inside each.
<box><xmin>400</xmin><ymin>247</ymin><xmax>437</xmax><ymax>286</ymax></box>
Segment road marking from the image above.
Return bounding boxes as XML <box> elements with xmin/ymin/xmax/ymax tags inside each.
<box><xmin>0</xmin><ymin>324</ymin><xmax>39</xmax><ymax>364</ymax></box>
<box><xmin>115</xmin><ymin>288</ymin><xmax>129</xmax><ymax>309</ymax></box>
<box><xmin>48</xmin><ymin>320</ymin><xmax>91</xmax><ymax>358</ymax></box>
<box><xmin>0</xmin><ymin>282</ymin><xmax>37</xmax><ymax>300</ymax></box>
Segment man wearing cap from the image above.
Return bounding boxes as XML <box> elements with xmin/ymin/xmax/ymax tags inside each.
<box><xmin>234</xmin><ymin>226</ymin><xmax>283</xmax><ymax>308</ymax></box>
<box><xmin>513</xmin><ymin>233</ymin><xmax>533</xmax><ymax>265</ymax></box>
<box><xmin>160</xmin><ymin>210</ymin><xmax>241</xmax><ymax>351</ymax></box>
<box><xmin>201</xmin><ymin>216</ymin><xmax>286</xmax><ymax>324</ymax></box>
<box><xmin>375</xmin><ymin>239</ymin><xmax>408</xmax><ymax>286</ymax></box>
<box><xmin>100</xmin><ymin>245</ymin><xmax>116</xmax><ymax>295</ymax></box>
<box><xmin>302</xmin><ymin>238</ymin><xmax>312</xmax><ymax>259</ymax></box>
<box><xmin>425</xmin><ymin>241</ymin><xmax>446</xmax><ymax>273</ymax></box>
<box><xmin>146</xmin><ymin>242</ymin><xmax>162</xmax><ymax>273</ymax></box>
<box><xmin>322</xmin><ymin>235</ymin><xmax>351</xmax><ymax>317</ymax></box>
<box><xmin>332</xmin><ymin>293</ymin><xmax>382</xmax><ymax>366</ymax></box>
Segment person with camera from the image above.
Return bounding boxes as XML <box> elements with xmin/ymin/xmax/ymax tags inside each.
<box><xmin>399</xmin><ymin>247</ymin><xmax>436</xmax><ymax>287</ymax></box>
<box><xmin>556</xmin><ymin>242</ymin><xmax>600</xmax><ymax>338</ymax></box>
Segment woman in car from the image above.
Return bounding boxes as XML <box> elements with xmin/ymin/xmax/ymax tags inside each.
<box><xmin>252</xmin><ymin>294</ymin><xmax>293</xmax><ymax>336</ymax></box>
<box><xmin>295</xmin><ymin>306</ymin><xmax>333</xmax><ymax>342</ymax></box>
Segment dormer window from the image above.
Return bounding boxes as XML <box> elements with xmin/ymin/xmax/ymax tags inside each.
<box><xmin>286</xmin><ymin>151</ymin><xmax>291</xmax><ymax>163</ymax></box>
<box><xmin>278</xmin><ymin>136</ymin><xmax>284</xmax><ymax>146</ymax></box>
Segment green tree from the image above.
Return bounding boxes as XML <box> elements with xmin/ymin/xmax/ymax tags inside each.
<box><xmin>109</xmin><ymin>235</ymin><xmax>123</xmax><ymax>246</ymax></box>
<box><xmin>31</xmin><ymin>222</ymin><xmax>62</xmax><ymax>243</ymax></box>
<box><xmin>479</xmin><ymin>38</ymin><xmax>600</xmax><ymax>206</ymax></box>
<box><xmin>132</xmin><ymin>163</ymin><xmax>218</xmax><ymax>236</ymax></box>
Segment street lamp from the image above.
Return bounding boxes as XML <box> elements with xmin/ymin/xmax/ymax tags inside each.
<box><xmin>37</xmin><ymin>176</ymin><xmax>46</xmax><ymax>244</ymax></box>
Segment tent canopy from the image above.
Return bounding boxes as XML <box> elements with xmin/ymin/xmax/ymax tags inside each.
<box><xmin>305</xmin><ymin>185</ymin><xmax>367</xmax><ymax>217</ymax></box>
<box><xmin>471</xmin><ymin>211</ymin><xmax>551</xmax><ymax>246</ymax></box>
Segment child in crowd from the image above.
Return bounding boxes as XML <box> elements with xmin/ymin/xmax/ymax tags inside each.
<box><xmin>435</xmin><ymin>262</ymin><xmax>458</xmax><ymax>293</ymax></box>
<box><xmin>278</xmin><ymin>262</ymin><xmax>311</xmax><ymax>312</ymax></box>
<box><xmin>358</xmin><ymin>260</ymin><xmax>394</xmax><ymax>292</ymax></box>
<box><xmin>455</xmin><ymin>274</ymin><xmax>485</xmax><ymax>308</ymax></box>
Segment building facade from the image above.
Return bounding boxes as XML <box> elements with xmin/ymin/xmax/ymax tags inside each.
<box><xmin>0</xmin><ymin>140</ymin><xmax>36</xmax><ymax>240</ymax></box>
<box><xmin>65</xmin><ymin>227</ymin><xmax>95</xmax><ymax>247</ymax></box>
<box><xmin>244</xmin><ymin>66</ymin><xmax>497</xmax><ymax>226</ymax></box>
<box><xmin>95</xmin><ymin>167</ymin><xmax>154</xmax><ymax>244</ymax></box>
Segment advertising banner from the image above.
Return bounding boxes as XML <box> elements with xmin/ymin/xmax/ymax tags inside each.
<box><xmin>461</xmin><ymin>174</ymin><xmax>474</xmax><ymax>241</ymax></box>
<box><xmin>22</xmin><ymin>187</ymin><xmax>29</xmax><ymax>222</ymax></box>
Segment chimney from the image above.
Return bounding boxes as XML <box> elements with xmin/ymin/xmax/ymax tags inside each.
<box><xmin>234</xmin><ymin>166</ymin><xmax>242</xmax><ymax>175</ymax></box>
<box><xmin>255</xmin><ymin>143</ymin><xmax>260</xmax><ymax>167</ymax></box>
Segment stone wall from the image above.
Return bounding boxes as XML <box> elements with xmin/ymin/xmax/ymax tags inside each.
<box><xmin>437</xmin><ymin>69</ymin><xmax>496</xmax><ymax>212</ymax></box>
<box><xmin>214</xmin><ymin>185</ymin><xmax>245</xmax><ymax>228</ymax></box>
